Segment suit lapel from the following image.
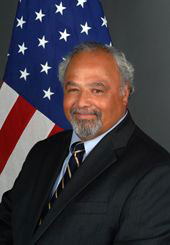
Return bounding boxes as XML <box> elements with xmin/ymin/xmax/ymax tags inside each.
<box><xmin>33</xmin><ymin>113</ymin><xmax>135</xmax><ymax>242</ymax></box>
<box><xmin>29</xmin><ymin>131</ymin><xmax>72</xmax><ymax>234</ymax></box>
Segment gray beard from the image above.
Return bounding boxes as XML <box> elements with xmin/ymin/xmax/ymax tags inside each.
<box><xmin>70</xmin><ymin>108</ymin><xmax>102</xmax><ymax>140</ymax></box>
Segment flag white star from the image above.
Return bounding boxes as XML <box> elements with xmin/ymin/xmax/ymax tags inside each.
<box><xmin>20</xmin><ymin>68</ymin><xmax>30</xmax><ymax>81</ymax></box>
<box><xmin>106</xmin><ymin>42</ymin><xmax>113</xmax><ymax>48</ymax></box>
<box><xmin>77</xmin><ymin>0</ymin><xmax>87</xmax><ymax>8</ymax></box>
<box><xmin>101</xmin><ymin>16</ymin><xmax>107</xmax><ymax>27</ymax></box>
<box><xmin>59</xmin><ymin>29</ymin><xmax>70</xmax><ymax>42</ymax></box>
<box><xmin>40</xmin><ymin>62</ymin><xmax>52</xmax><ymax>74</ymax></box>
<box><xmin>16</xmin><ymin>16</ymin><xmax>26</xmax><ymax>29</ymax></box>
<box><xmin>43</xmin><ymin>87</ymin><xmax>54</xmax><ymax>100</ymax></box>
<box><xmin>35</xmin><ymin>9</ymin><xmax>45</xmax><ymax>22</ymax></box>
<box><xmin>18</xmin><ymin>42</ymin><xmax>28</xmax><ymax>55</ymax></box>
<box><xmin>80</xmin><ymin>22</ymin><xmax>91</xmax><ymax>35</ymax></box>
<box><xmin>38</xmin><ymin>35</ymin><xmax>48</xmax><ymax>48</ymax></box>
<box><xmin>55</xmin><ymin>2</ymin><xmax>66</xmax><ymax>15</ymax></box>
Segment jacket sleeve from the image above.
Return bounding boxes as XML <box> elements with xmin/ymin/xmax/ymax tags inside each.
<box><xmin>0</xmin><ymin>140</ymin><xmax>43</xmax><ymax>245</ymax></box>
<box><xmin>114</xmin><ymin>162</ymin><xmax>170</xmax><ymax>244</ymax></box>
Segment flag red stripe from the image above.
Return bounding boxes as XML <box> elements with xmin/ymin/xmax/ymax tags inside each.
<box><xmin>0</xmin><ymin>96</ymin><xmax>36</xmax><ymax>173</ymax></box>
<box><xmin>48</xmin><ymin>124</ymin><xmax>63</xmax><ymax>137</ymax></box>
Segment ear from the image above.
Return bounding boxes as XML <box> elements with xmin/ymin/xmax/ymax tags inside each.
<box><xmin>122</xmin><ymin>83</ymin><xmax>130</xmax><ymax>106</ymax></box>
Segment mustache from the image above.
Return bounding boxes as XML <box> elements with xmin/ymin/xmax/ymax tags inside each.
<box><xmin>70</xmin><ymin>107</ymin><xmax>101</xmax><ymax>117</ymax></box>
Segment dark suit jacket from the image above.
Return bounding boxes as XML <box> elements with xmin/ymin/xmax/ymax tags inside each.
<box><xmin>1</xmin><ymin>113</ymin><xmax>170</xmax><ymax>245</ymax></box>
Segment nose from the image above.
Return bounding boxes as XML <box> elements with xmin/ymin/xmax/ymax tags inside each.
<box><xmin>76</xmin><ymin>90</ymin><xmax>91</xmax><ymax>108</ymax></box>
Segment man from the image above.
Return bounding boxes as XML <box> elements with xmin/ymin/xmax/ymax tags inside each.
<box><xmin>1</xmin><ymin>42</ymin><xmax>170</xmax><ymax>244</ymax></box>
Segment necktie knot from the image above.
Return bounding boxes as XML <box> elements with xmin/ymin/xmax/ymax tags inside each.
<box><xmin>70</xmin><ymin>141</ymin><xmax>85</xmax><ymax>168</ymax></box>
<box><xmin>71</xmin><ymin>141</ymin><xmax>85</xmax><ymax>154</ymax></box>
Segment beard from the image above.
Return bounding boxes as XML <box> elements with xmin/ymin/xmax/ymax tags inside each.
<box><xmin>70</xmin><ymin>107</ymin><xmax>102</xmax><ymax>140</ymax></box>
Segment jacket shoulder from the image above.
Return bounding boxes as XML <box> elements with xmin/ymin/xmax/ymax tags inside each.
<box><xmin>39</xmin><ymin>130</ymin><xmax>72</xmax><ymax>144</ymax></box>
<box><xmin>129</xmin><ymin>125</ymin><xmax>170</xmax><ymax>162</ymax></box>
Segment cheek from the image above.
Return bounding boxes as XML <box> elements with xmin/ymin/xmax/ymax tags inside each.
<box><xmin>63</xmin><ymin>96</ymin><xmax>72</xmax><ymax>114</ymax></box>
<box><xmin>63</xmin><ymin>95</ymin><xmax>78</xmax><ymax>120</ymax></box>
<box><xmin>99</xmin><ymin>96</ymin><xmax>122</xmax><ymax>117</ymax></box>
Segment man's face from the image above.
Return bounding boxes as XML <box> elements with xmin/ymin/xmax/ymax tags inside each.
<box><xmin>63</xmin><ymin>49</ymin><xmax>129</xmax><ymax>141</ymax></box>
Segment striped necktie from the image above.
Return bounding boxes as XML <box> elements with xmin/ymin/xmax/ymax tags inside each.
<box><xmin>39</xmin><ymin>141</ymin><xmax>85</xmax><ymax>225</ymax></box>
<box><xmin>56</xmin><ymin>141</ymin><xmax>85</xmax><ymax>197</ymax></box>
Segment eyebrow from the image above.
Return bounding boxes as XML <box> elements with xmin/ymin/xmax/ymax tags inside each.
<box><xmin>88</xmin><ymin>81</ymin><xmax>106</xmax><ymax>88</ymax></box>
<box><xmin>64</xmin><ymin>80</ymin><xmax>107</xmax><ymax>89</ymax></box>
<box><xmin>64</xmin><ymin>81</ymin><xmax>78</xmax><ymax>88</ymax></box>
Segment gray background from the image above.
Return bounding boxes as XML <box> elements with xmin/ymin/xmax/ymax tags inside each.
<box><xmin>0</xmin><ymin>0</ymin><xmax>170</xmax><ymax>152</ymax></box>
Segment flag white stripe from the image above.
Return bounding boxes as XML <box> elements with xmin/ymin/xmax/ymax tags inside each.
<box><xmin>0</xmin><ymin>83</ymin><xmax>19</xmax><ymax>129</ymax></box>
<box><xmin>0</xmin><ymin>110</ymin><xmax>55</xmax><ymax>200</ymax></box>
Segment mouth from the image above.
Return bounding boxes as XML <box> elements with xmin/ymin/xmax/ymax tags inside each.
<box><xmin>71</xmin><ymin>107</ymin><xmax>100</xmax><ymax>121</ymax></box>
<box><xmin>74</xmin><ymin>113</ymin><xmax>97</xmax><ymax>120</ymax></box>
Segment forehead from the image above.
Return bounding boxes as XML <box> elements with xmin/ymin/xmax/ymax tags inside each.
<box><xmin>64</xmin><ymin>50</ymin><xmax>121</xmax><ymax>81</ymax></box>
<box><xmin>68</xmin><ymin>49</ymin><xmax>117</xmax><ymax>67</ymax></box>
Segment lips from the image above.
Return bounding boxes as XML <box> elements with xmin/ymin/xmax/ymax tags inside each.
<box><xmin>74</xmin><ymin>113</ymin><xmax>97</xmax><ymax>120</ymax></box>
<box><xmin>71</xmin><ymin>107</ymin><xmax>101</xmax><ymax>121</ymax></box>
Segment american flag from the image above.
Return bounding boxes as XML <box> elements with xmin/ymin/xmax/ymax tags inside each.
<box><xmin>0</xmin><ymin>0</ymin><xmax>111</xmax><ymax>198</ymax></box>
